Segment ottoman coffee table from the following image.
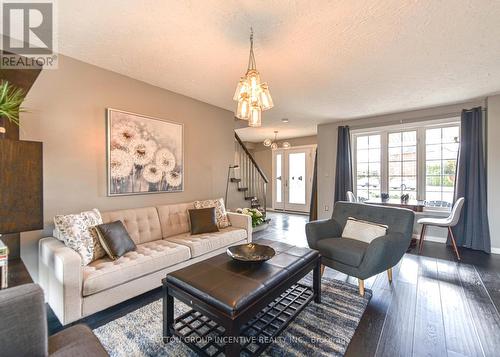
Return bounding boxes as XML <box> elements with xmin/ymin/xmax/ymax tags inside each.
<box><xmin>162</xmin><ymin>243</ymin><xmax>321</xmax><ymax>356</ymax></box>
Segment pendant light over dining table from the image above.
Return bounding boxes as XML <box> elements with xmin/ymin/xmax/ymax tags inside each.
<box><xmin>233</xmin><ymin>28</ymin><xmax>273</xmax><ymax>127</ymax></box>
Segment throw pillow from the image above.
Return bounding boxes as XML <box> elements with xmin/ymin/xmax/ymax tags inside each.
<box><xmin>342</xmin><ymin>217</ymin><xmax>388</xmax><ymax>244</ymax></box>
<box><xmin>194</xmin><ymin>198</ymin><xmax>230</xmax><ymax>228</ymax></box>
<box><xmin>53</xmin><ymin>209</ymin><xmax>106</xmax><ymax>265</ymax></box>
<box><xmin>95</xmin><ymin>221</ymin><xmax>137</xmax><ymax>260</ymax></box>
<box><xmin>188</xmin><ymin>207</ymin><xmax>219</xmax><ymax>235</ymax></box>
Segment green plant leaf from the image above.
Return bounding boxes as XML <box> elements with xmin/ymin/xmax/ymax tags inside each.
<box><xmin>0</xmin><ymin>80</ymin><xmax>26</xmax><ymax>127</ymax></box>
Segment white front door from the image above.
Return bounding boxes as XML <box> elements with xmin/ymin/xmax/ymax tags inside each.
<box><xmin>273</xmin><ymin>146</ymin><xmax>315</xmax><ymax>213</ymax></box>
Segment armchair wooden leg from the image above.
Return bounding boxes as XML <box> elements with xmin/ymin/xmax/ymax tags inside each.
<box><xmin>419</xmin><ymin>224</ymin><xmax>427</xmax><ymax>254</ymax></box>
<box><xmin>358</xmin><ymin>279</ymin><xmax>365</xmax><ymax>296</ymax></box>
<box><xmin>387</xmin><ymin>267</ymin><xmax>393</xmax><ymax>284</ymax></box>
<box><xmin>320</xmin><ymin>264</ymin><xmax>325</xmax><ymax>277</ymax></box>
<box><xmin>448</xmin><ymin>227</ymin><xmax>461</xmax><ymax>261</ymax></box>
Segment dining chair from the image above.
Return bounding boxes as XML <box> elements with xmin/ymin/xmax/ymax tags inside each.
<box><xmin>417</xmin><ymin>197</ymin><xmax>465</xmax><ymax>260</ymax></box>
<box><xmin>346</xmin><ymin>191</ymin><xmax>357</xmax><ymax>203</ymax></box>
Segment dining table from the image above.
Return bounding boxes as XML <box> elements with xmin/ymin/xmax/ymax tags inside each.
<box><xmin>364</xmin><ymin>198</ymin><xmax>426</xmax><ymax>212</ymax></box>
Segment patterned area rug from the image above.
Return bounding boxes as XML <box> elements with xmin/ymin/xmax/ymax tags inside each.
<box><xmin>93</xmin><ymin>275</ymin><xmax>371</xmax><ymax>356</ymax></box>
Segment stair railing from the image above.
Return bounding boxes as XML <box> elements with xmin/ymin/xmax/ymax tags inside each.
<box><xmin>233</xmin><ymin>132</ymin><xmax>269</xmax><ymax>217</ymax></box>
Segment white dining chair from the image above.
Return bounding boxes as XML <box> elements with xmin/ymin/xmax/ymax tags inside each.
<box><xmin>346</xmin><ymin>191</ymin><xmax>357</xmax><ymax>203</ymax></box>
<box><xmin>417</xmin><ymin>197</ymin><xmax>465</xmax><ymax>260</ymax></box>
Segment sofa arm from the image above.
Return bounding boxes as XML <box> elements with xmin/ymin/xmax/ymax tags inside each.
<box><xmin>39</xmin><ymin>237</ymin><xmax>83</xmax><ymax>325</ymax></box>
<box><xmin>305</xmin><ymin>219</ymin><xmax>342</xmax><ymax>249</ymax></box>
<box><xmin>358</xmin><ymin>232</ymin><xmax>410</xmax><ymax>278</ymax></box>
<box><xmin>0</xmin><ymin>284</ymin><xmax>48</xmax><ymax>356</ymax></box>
<box><xmin>227</xmin><ymin>212</ymin><xmax>252</xmax><ymax>242</ymax></box>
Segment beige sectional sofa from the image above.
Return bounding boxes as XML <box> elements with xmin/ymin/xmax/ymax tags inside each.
<box><xmin>38</xmin><ymin>201</ymin><xmax>252</xmax><ymax>325</ymax></box>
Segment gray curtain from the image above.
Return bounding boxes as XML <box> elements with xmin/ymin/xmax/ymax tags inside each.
<box><xmin>309</xmin><ymin>150</ymin><xmax>318</xmax><ymax>221</ymax></box>
<box><xmin>334</xmin><ymin>126</ymin><xmax>353</xmax><ymax>202</ymax></box>
<box><xmin>452</xmin><ymin>107</ymin><xmax>491</xmax><ymax>253</ymax></box>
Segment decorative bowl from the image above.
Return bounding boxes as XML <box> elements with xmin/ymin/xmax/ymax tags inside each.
<box><xmin>227</xmin><ymin>243</ymin><xmax>276</xmax><ymax>262</ymax></box>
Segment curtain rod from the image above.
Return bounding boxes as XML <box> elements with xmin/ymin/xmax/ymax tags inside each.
<box><xmin>346</xmin><ymin>106</ymin><xmax>487</xmax><ymax>130</ymax></box>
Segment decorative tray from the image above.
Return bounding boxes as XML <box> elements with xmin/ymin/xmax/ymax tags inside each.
<box><xmin>226</xmin><ymin>243</ymin><xmax>276</xmax><ymax>262</ymax></box>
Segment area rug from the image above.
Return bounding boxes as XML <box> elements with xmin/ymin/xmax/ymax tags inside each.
<box><xmin>93</xmin><ymin>275</ymin><xmax>371</xmax><ymax>356</ymax></box>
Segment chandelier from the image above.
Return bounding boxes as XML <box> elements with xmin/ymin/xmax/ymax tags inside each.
<box><xmin>233</xmin><ymin>28</ymin><xmax>273</xmax><ymax>127</ymax></box>
<box><xmin>263</xmin><ymin>131</ymin><xmax>291</xmax><ymax>150</ymax></box>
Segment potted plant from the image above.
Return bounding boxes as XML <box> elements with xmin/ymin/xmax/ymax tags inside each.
<box><xmin>235</xmin><ymin>207</ymin><xmax>265</xmax><ymax>228</ymax></box>
<box><xmin>0</xmin><ymin>81</ymin><xmax>25</xmax><ymax>135</ymax></box>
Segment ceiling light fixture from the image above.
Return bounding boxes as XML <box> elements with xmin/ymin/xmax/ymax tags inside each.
<box><xmin>281</xmin><ymin>118</ymin><xmax>289</xmax><ymax>123</ymax></box>
<box><xmin>263</xmin><ymin>131</ymin><xmax>291</xmax><ymax>150</ymax></box>
<box><xmin>233</xmin><ymin>28</ymin><xmax>273</xmax><ymax>127</ymax></box>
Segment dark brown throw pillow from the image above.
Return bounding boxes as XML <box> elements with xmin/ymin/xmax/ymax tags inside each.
<box><xmin>95</xmin><ymin>220</ymin><xmax>136</xmax><ymax>260</ymax></box>
<box><xmin>189</xmin><ymin>207</ymin><xmax>219</xmax><ymax>235</ymax></box>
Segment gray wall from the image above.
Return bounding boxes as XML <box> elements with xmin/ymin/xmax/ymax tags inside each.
<box><xmin>317</xmin><ymin>98</ymin><xmax>500</xmax><ymax>251</ymax></box>
<box><xmin>20</xmin><ymin>55</ymin><xmax>236</xmax><ymax>281</ymax></box>
<box><xmin>250</xmin><ymin>136</ymin><xmax>317</xmax><ymax>208</ymax></box>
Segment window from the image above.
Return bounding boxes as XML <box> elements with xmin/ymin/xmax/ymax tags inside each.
<box><xmin>355</xmin><ymin>134</ymin><xmax>381</xmax><ymax>201</ymax></box>
<box><xmin>425</xmin><ymin>126</ymin><xmax>460</xmax><ymax>207</ymax></box>
<box><xmin>352</xmin><ymin>121</ymin><xmax>460</xmax><ymax>208</ymax></box>
<box><xmin>388</xmin><ymin>131</ymin><xmax>417</xmax><ymax>199</ymax></box>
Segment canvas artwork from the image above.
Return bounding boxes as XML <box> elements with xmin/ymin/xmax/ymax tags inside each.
<box><xmin>107</xmin><ymin>109</ymin><xmax>183</xmax><ymax>195</ymax></box>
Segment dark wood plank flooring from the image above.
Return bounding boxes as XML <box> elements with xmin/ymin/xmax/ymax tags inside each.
<box><xmin>47</xmin><ymin>211</ymin><xmax>500</xmax><ymax>356</ymax></box>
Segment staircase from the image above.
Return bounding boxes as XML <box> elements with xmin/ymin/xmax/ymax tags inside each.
<box><xmin>230</xmin><ymin>133</ymin><xmax>269</xmax><ymax>218</ymax></box>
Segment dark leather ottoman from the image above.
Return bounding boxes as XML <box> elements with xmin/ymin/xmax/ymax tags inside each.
<box><xmin>162</xmin><ymin>243</ymin><xmax>321</xmax><ymax>356</ymax></box>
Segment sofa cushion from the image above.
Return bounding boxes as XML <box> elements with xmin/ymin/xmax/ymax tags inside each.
<box><xmin>53</xmin><ymin>209</ymin><xmax>106</xmax><ymax>265</ymax></box>
<box><xmin>157</xmin><ymin>202</ymin><xmax>194</xmax><ymax>238</ymax></box>
<box><xmin>188</xmin><ymin>207</ymin><xmax>219</xmax><ymax>235</ymax></box>
<box><xmin>342</xmin><ymin>217</ymin><xmax>387</xmax><ymax>244</ymax></box>
<box><xmin>166</xmin><ymin>227</ymin><xmax>247</xmax><ymax>258</ymax></box>
<box><xmin>82</xmin><ymin>240</ymin><xmax>190</xmax><ymax>296</ymax></box>
<box><xmin>96</xmin><ymin>221</ymin><xmax>136</xmax><ymax>260</ymax></box>
<box><xmin>194</xmin><ymin>198</ymin><xmax>230</xmax><ymax>229</ymax></box>
<box><xmin>317</xmin><ymin>237</ymin><xmax>369</xmax><ymax>267</ymax></box>
<box><xmin>101</xmin><ymin>207</ymin><xmax>162</xmax><ymax>244</ymax></box>
<box><xmin>49</xmin><ymin>324</ymin><xmax>108</xmax><ymax>356</ymax></box>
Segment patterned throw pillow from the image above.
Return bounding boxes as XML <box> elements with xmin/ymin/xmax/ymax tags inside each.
<box><xmin>53</xmin><ymin>209</ymin><xmax>106</xmax><ymax>265</ymax></box>
<box><xmin>193</xmin><ymin>198</ymin><xmax>230</xmax><ymax>229</ymax></box>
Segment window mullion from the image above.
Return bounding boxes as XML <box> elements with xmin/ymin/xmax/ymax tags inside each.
<box><xmin>352</xmin><ymin>134</ymin><xmax>357</xmax><ymax>197</ymax></box>
<box><xmin>417</xmin><ymin>127</ymin><xmax>425</xmax><ymax>201</ymax></box>
<box><xmin>381</xmin><ymin>131</ymin><xmax>389</xmax><ymax>195</ymax></box>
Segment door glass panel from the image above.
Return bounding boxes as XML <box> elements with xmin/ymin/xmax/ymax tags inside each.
<box><xmin>276</xmin><ymin>154</ymin><xmax>282</xmax><ymax>203</ymax></box>
<box><xmin>288</xmin><ymin>152</ymin><xmax>306</xmax><ymax>204</ymax></box>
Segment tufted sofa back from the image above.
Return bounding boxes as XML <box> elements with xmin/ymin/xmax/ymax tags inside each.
<box><xmin>332</xmin><ymin>202</ymin><xmax>415</xmax><ymax>239</ymax></box>
<box><xmin>101</xmin><ymin>207</ymin><xmax>162</xmax><ymax>244</ymax></box>
<box><xmin>156</xmin><ymin>202</ymin><xmax>194</xmax><ymax>238</ymax></box>
<box><xmin>101</xmin><ymin>201</ymin><xmax>197</xmax><ymax>244</ymax></box>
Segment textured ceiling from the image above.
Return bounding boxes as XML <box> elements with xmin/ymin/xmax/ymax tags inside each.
<box><xmin>52</xmin><ymin>1</ymin><xmax>500</xmax><ymax>141</ymax></box>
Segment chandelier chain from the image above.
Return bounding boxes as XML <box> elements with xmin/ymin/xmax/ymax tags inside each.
<box><xmin>247</xmin><ymin>27</ymin><xmax>256</xmax><ymax>70</ymax></box>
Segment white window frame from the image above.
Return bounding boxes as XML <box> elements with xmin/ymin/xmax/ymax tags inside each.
<box><xmin>351</xmin><ymin>118</ymin><xmax>460</xmax><ymax>210</ymax></box>
<box><xmin>352</xmin><ymin>133</ymin><xmax>383</xmax><ymax>200</ymax></box>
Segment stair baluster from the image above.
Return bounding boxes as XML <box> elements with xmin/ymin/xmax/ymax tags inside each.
<box><xmin>228</xmin><ymin>133</ymin><xmax>269</xmax><ymax>218</ymax></box>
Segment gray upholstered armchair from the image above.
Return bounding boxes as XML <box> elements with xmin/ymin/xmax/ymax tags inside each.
<box><xmin>306</xmin><ymin>202</ymin><xmax>415</xmax><ymax>295</ymax></box>
<box><xmin>0</xmin><ymin>284</ymin><xmax>108</xmax><ymax>357</ymax></box>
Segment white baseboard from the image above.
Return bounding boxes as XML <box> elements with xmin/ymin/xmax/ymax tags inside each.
<box><xmin>491</xmin><ymin>247</ymin><xmax>500</xmax><ymax>255</ymax></box>
<box><xmin>413</xmin><ymin>234</ymin><xmax>500</xmax><ymax>255</ymax></box>
<box><xmin>412</xmin><ymin>233</ymin><xmax>446</xmax><ymax>244</ymax></box>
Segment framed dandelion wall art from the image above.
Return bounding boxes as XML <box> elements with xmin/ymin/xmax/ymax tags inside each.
<box><xmin>107</xmin><ymin>108</ymin><xmax>183</xmax><ymax>195</ymax></box>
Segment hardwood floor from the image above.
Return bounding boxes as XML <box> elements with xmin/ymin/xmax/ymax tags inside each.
<box><xmin>48</xmin><ymin>211</ymin><xmax>500</xmax><ymax>357</ymax></box>
<box><xmin>258</xmin><ymin>211</ymin><xmax>500</xmax><ymax>357</ymax></box>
